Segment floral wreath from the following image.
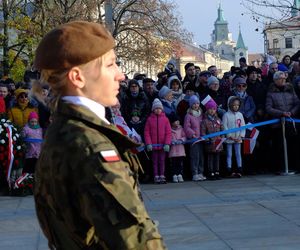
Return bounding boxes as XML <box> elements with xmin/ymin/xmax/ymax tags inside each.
<box><xmin>0</xmin><ymin>118</ymin><xmax>26</xmax><ymax>190</ymax></box>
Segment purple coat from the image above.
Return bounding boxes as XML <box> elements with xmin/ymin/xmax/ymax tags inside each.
<box><xmin>21</xmin><ymin>125</ymin><xmax>43</xmax><ymax>159</ymax></box>
<box><xmin>144</xmin><ymin>112</ymin><xmax>171</xmax><ymax>150</ymax></box>
<box><xmin>169</xmin><ymin>126</ymin><xmax>186</xmax><ymax>158</ymax></box>
<box><xmin>184</xmin><ymin>109</ymin><xmax>203</xmax><ymax>139</ymax></box>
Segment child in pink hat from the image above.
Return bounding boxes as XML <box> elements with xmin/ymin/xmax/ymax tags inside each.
<box><xmin>21</xmin><ymin>111</ymin><xmax>43</xmax><ymax>174</ymax></box>
<box><xmin>201</xmin><ymin>99</ymin><xmax>223</xmax><ymax>180</ymax></box>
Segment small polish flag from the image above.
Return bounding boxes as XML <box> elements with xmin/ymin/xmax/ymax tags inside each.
<box><xmin>243</xmin><ymin>125</ymin><xmax>259</xmax><ymax>154</ymax></box>
<box><xmin>100</xmin><ymin>150</ymin><xmax>120</xmax><ymax>162</ymax></box>
<box><xmin>215</xmin><ymin>138</ymin><xmax>226</xmax><ymax>151</ymax></box>
<box><xmin>201</xmin><ymin>95</ymin><xmax>217</xmax><ymax>106</ymax></box>
<box><xmin>192</xmin><ymin>137</ymin><xmax>205</xmax><ymax>146</ymax></box>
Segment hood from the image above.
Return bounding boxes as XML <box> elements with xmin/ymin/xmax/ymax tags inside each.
<box><xmin>167</xmin><ymin>75</ymin><xmax>182</xmax><ymax>89</ymax></box>
<box><xmin>227</xmin><ymin>95</ymin><xmax>241</xmax><ymax>112</ymax></box>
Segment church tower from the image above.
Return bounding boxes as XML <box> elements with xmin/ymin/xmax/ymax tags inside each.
<box><xmin>234</xmin><ymin>25</ymin><xmax>248</xmax><ymax>66</ymax></box>
<box><xmin>213</xmin><ymin>4</ymin><xmax>229</xmax><ymax>42</ymax></box>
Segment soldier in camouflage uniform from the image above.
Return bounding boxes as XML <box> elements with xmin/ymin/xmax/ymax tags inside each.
<box><xmin>33</xmin><ymin>21</ymin><xmax>166</xmax><ymax>250</ymax></box>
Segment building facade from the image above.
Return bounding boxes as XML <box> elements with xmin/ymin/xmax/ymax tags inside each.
<box><xmin>263</xmin><ymin>0</ymin><xmax>300</xmax><ymax>60</ymax></box>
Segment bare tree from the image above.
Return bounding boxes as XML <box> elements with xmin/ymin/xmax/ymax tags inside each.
<box><xmin>241</xmin><ymin>0</ymin><xmax>300</xmax><ymax>31</ymax></box>
<box><xmin>1</xmin><ymin>0</ymin><xmax>191</xmax><ymax>77</ymax></box>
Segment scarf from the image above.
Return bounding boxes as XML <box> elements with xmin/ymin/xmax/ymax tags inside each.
<box><xmin>235</xmin><ymin>91</ymin><xmax>247</xmax><ymax>99</ymax></box>
<box><xmin>188</xmin><ymin>108</ymin><xmax>201</xmax><ymax>117</ymax></box>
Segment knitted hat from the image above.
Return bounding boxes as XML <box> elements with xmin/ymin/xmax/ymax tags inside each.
<box><xmin>205</xmin><ymin>100</ymin><xmax>217</xmax><ymax>110</ymax></box>
<box><xmin>233</xmin><ymin>77</ymin><xmax>247</xmax><ymax>85</ymax></box>
<box><xmin>14</xmin><ymin>88</ymin><xmax>28</xmax><ymax>98</ymax></box>
<box><xmin>34</xmin><ymin>21</ymin><xmax>115</xmax><ymax>70</ymax></box>
<box><xmin>189</xmin><ymin>95</ymin><xmax>200</xmax><ymax>107</ymax></box>
<box><xmin>28</xmin><ymin>111</ymin><xmax>39</xmax><ymax>121</ymax></box>
<box><xmin>278</xmin><ymin>63</ymin><xmax>288</xmax><ymax>72</ymax></box>
<box><xmin>128</xmin><ymin>79</ymin><xmax>139</xmax><ymax>88</ymax></box>
<box><xmin>158</xmin><ymin>86</ymin><xmax>172</xmax><ymax>99</ymax></box>
<box><xmin>207</xmin><ymin>76</ymin><xmax>219</xmax><ymax>87</ymax></box>
<box><xmin>152</xmin><ymin>98</ymin><xmax>163</xmax><ymax>111</ymax></box>
<box><xmin>199</xmin><ymin>70</ymin><xmax>211</xmax><ymax>77</ymax></box>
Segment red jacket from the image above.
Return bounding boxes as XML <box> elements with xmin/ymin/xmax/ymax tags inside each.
<box><xmin>144</xmin><ymin>112</ymin><xmax>171</xmax><ymax>150</ymax></box>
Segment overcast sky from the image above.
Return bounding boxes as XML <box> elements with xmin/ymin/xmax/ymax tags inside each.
<box><xmin>173</xmin><ymin>0</ymin><xmax>266</xmax><ymax>53</ymax></box>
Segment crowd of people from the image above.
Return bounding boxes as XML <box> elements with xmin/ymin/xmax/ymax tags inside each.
<box><xmin>1</xmin><ymin>54</ymin><xmax>300</xmax><ymax>190</ymax></box>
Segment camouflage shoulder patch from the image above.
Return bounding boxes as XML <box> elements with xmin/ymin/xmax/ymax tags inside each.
<box><xmin>100</xmin><ymin>150</ymin><xmax>120</xmax><ymax>162</ymax></box>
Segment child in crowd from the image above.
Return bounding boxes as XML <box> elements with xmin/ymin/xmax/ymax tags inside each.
<box><xmin>158</xmin><ymin>86</ymin><xmax>176</xmax><ymax>119</ymax></box>
<box><xmin>169</xmin><ymin>113</ymin><xmax>186</xmax><ymax>183</ymax></box>
<box><xmin>167</xmin><ymin>75</ymin><xmax>185</xmax><ymax>109</ymax></box>
<box><xmin>144</xmin><ymin>98</ymin><xmax>171</xmax><ymax>184</ymax></box>
<box><xmin>21</xmin><ymin>111</ymin><xmax>43</xmax><ymax>174</ymax></box>
<box><xmin>222</xmin><ymin>96</ymin><xmax>246</xmax><ymax>177</ymax></box>
<box><xmin>201</xmin><ymin>100</ymin><xmax>223</xmax><ymax>180</ymax></box>
<box><xmin>128</xmin><ymin>109</ymin><xmax>143</xmax><ymax>139</ymax></box>
<box><xmin>184</xmin><ymin>95</ymin><xmax>205</xmax><ymax>181</ymax></box>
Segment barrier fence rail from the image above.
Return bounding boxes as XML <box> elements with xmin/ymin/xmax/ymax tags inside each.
<box><xmin>23</xmin><ymin>117</ymin><xmax>299</xmax><ymax>174</ymax></box>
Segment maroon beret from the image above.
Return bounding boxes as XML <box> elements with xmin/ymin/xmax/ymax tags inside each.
<box><xmin>34</xmin><ymin>21</ymin><xmax>115</xmax><ymax>70</ymax></box>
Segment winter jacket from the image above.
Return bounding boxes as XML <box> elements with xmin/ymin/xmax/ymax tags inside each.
<box><xmin>184</xmin><ymin>109</ymin><xmax>203</xmax><ymax>139</ymax></box>
<box><xmin>246</xmin><ymin>79</ymin><xmax>267</xmax><ymax>111</ymax></box>
<box><xmin>160</xmin><ymin>99</ymin><xmax>177</xmax><ymax>119</ymax></box>
<box><xmin>169</xmin><ymin>126</ymin><xmax>186</xmax><ymax>158</ymax></box>
<box><xmin>201</xmin><ymin>113</ymin><xmax>223</xmax><ymax>152</ymax></box>
<box><xmin>144</xmin><ymin>112</ymin><xmax>172</xmax><ymax>150</ymax></box>
<box><xmin>120</xmin><ymin>88</ymin><xmax>151</xmax><ymax>125</ymax></box>
<box><xmin>266</xmin><ymin>83</ymin><xmax>300</xmax><ymax>127</ymax></box>
<box><xmin>222</xmin><ymin>110</ymin><xmax>246</xmax><ymax>143</ymax></box>
<box><xmin>21</xmin><ymin>124</ymin><xmax>43</xmax><ymax>159</ymax></box>
<box><xmin>7</xmin><ymin>104</ymin><xmax>37</xmax><ymax>128</ymax></box>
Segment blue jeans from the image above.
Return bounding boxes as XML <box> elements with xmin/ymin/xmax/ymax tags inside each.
<box><xmin>226</xmin><ymin>143</ymin><xmax>242</xmax><ymax>169</ymax></box>
<box><xmin>189</xmin><ymin>143</ymin><xmax>204</xmax><ymax>176</ymax></box>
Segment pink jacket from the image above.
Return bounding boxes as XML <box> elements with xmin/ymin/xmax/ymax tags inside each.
<box><xmin>144</xmin><ymin>112</ymin><xmax>171</xmax><ymax>150</ymax></box>
<box><xmin>169</xmin><ymin>125</ymin><xmax>186</xmax><ymax>158</ymax></box>
<box><xmin>184</xmin><ymin>110</ymin><xmax>203</xmax><ymax>139</ymax></box>
<box><xmin>21</xmin><ymin>125</ymin><xmax>43</xmax><ymax>159</ymax></box>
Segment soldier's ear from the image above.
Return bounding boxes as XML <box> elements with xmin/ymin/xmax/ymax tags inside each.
<box><xmin>67</xmin><ymin>67</ymin><xmax>85</xmax><ymax>89</ymax></box>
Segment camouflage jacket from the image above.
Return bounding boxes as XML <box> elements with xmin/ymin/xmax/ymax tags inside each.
<box><xmin>34</xmin><ymin>100</ymin><xmax>166</xmax><ymax>250</ymax></box>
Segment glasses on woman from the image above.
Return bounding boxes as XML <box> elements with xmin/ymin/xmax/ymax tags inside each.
<box><xmin>18</xmin><ymin>94</ymin><xmax>28</xmax><ymax>99</ymax></box>
<box><xmin>237</xmin><ymin>84</ymin><xmax>247</xmax><ymax>88</ymax></box>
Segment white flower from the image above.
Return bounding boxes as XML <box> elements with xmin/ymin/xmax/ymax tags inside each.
<box><xmin>3</xmin><ymin>123</ymin><xmax>8</xmax><ymax>127</ymax></box>
<box><xmin>17</xmin><ymin>146</ymin><xmax>21</xmax><ymax>150</ymax></box>
<box><xmin>13</xmin><ymin>136</ymin><xmax>16</xmax><ymax>141</ymax></box>
<box><xmin>6</xmin><ymin>133</ymin><xmax>8</xmax><ymax>137</ymax></box>
<box><xmin>1</xmin><ymin>119</ymin><xmax>5</xmax><ymax>122</ymax></box>
<box><xmin>0</xmin><ymin>139</ymin><xmax>5</xmax><ymax>144</ymax></box>
<box><xmin>15</xmin><ymin>134</ymin><xmax>19</xmax><ymax>138</ymax></box>
<box><xmin>13</xmin><ymin>128</ymin><xmax>17</xmax><ymax>131</ymax></box>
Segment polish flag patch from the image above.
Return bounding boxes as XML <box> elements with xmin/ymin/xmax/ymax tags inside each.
<box><xmin>100</xmin><ymin>150</ymin><xmax>120</xmax><ymax>162</ymax></box>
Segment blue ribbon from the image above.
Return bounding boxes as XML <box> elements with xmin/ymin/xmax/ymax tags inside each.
<box><xmin>24</xmin><ymin>138</ymin><xmax>44</xmax><ymax>143</ymax></box>
<box><xmin>22</xmin><ymin>118</ymin><xmax>300</xmax><ymax>147</ymax></box>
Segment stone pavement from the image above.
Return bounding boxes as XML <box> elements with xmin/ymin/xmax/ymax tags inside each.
<box><xmin>1</xmin><ymin>175</ymin><xmax>300</xmax><ymax>249</ymax></box>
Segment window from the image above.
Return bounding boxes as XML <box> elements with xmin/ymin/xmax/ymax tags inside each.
<box><xmin>273</xmin><ymin>39</ymin><xmax>278</xmax><ymax>48</ymax></box>
<box><xmin>285</xmin><ymin>38</ymin><xmax>293</xmax><ymax>48</ymax></box>
<box><xmin>239</xmin><ymin>52</ymin><xmax>244</xmax><ymax>56</ymax></box>
<box><xmin>222</xmin><ymin>49</ymin><xmax>224</xmax><ymax>55</ymax></box>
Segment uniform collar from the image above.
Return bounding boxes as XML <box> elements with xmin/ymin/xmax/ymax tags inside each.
<box><xmin>62</xmin><ymin>96</ymin><xmax>110</xmax><ymax>124</ymax></box>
